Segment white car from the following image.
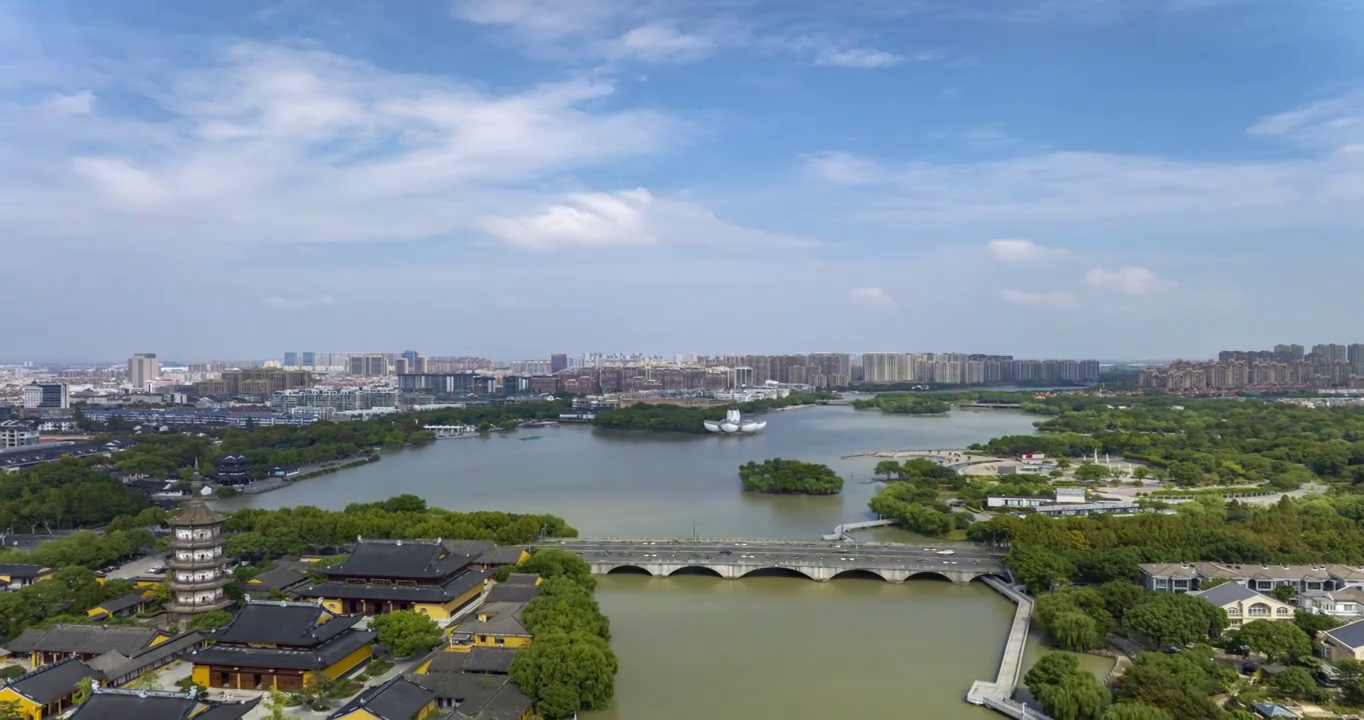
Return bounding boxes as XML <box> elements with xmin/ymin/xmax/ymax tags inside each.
<box><xmin>936</xmin><ymin>550</ymin><xmax>956</xmax><ymax>556</ymax></box>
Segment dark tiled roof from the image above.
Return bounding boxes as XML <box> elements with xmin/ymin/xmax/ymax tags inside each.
<box><xmin>7</xmin><ymin>629</ymin><xmax>47</xmax><ymax>653</ymax></box>
<box><xmin>7</xmin><ymin>624</ymin><xmax>163</xmax><ymax>656</ymax></box>
<box><xmin>170</xmin><ymin>496</ymin><xmax>224</xmax><ymax>527</ymax></box>
<box><xmin>409</xmin><ymin>672</ymin><xmax>533</xmax><ymax>720</ymax></box>
<box><xmin>460</xmin><ymin>647</ymin><xmax>517</xmax><ymax>674</ymax></box>
<box><xmin>189</xmin><ymin>628</ymin><xmax>375</xmax><ymax>671</ymax></box>
<box><xmin>1326</xmin><ymin>619</ymin><xmax>1364</xmax><ymax>650</ymax></box>
<box><xmin>504</xmin><ymin>573</ymin><xmax>539</xmax><ymax>586</ymax></box>
<box><xmin>1191</xmin><ymin>583</ymin><xmax>1267</xmax><ymax>606</ymax></box>
<box><xmin>0</xmin><ymin>563</ymin><xmax>50</xmax><ymax>579</ymax></box>
<box><xmin>300</xmin><ymin>568</ymin><xmax>488</xmax><ymax>603</ymax></box>
<box><xmin>328</xmin><ymin>675</ymin><xmax>433</xmax><ymax>720</ymax></box>
<box><xmin>424</xmin><ymin>651</ymin><xmax>468</xmax><ymax>674</ymax></box>
<box><xmin>94</xmin><ymin>593</ymin><xmax>152</xmax><ymax>616</ymax></box>
<box><xmin>245</xmin><ymin>565</ymin><xmax>312</xmax><ymax>592</ymax></box>
<box><xmin>210</xmin><ymin>602</ymin><xmax>361</xmax><ymax>647</ymax></box>
<box><xmin>70</xmin><ymin>689</ymin><xmax>259</xmax><ymax>720</ymax></box>
<box><xmin>102</xmin><ymin>632</ymin><xmax>207</xmax><ymax>683</ymax></box>
<box><xmin>5</xmin><ymin>657</ymin><xmax>103</xmax><ymax>705</ymax></box>
<box><xmin>454</xmin><ymin>603</ymin><xmax>529</xmax><ymax>638</ymax></box>
<box><xmin>486</xmin><ymin>585</ymin><xmax>540</xmax><ymax>604</ymax></box>
<box><xmin>475</xmin><ymin>547</ymin><xmax>527</xmax><ymax>566</ymax></box>
<box><xmin>440</xmin><ymin>541</ymin><xmax>495</xmax><ymax>560</ymax></box>
<box><xmin>325</xmin><ymin>541</ymin><xmax>473</xmax><ymax>580</ymax></box>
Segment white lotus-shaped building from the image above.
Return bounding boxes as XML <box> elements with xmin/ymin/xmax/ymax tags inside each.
<box><xmin>703</xmin><ymin>408</ymin><xmax>766</xmax><ymax>434</ymax></box>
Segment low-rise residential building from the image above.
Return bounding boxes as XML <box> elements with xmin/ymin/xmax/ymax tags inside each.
<box><xmin>1189</xmin><ymin>583</ymin><xmax>1295</xmax><ymax>629</ymax></box>
<box><xmin>0</xmin><ymin>420</ymin><xmax>39</xmax><ymax>449</ymax></box>
<box><xmin>1320</xmin><ymin>619</ymin><xmax>1364</xmax><ymax>663</ymax></box>
<box><xmin>985</xmin><ymin>496</ymin><xmax>1048</xmax><ymax>509</ymax></box>
<box><xmin>1035</xmin><ymin>501</ymin><xmax>1140</xmax><ymax>518</ymax></box>
<box><xmin>187</xmin><ymin>600</ymin><xmax>375</xmax><ymax>692</ymax></box>
<box><xmin>0</xmin><ymin>658</ymin><xmax>103</xmax><ymax>720</ymax></box>
<box><xmin>1139</xmin><ymin>562</ymin><xmax>1364</xmax><ymax>594</ymax></box>
<box><xmin>1053</xmin><ymin>487</ymin><xmax>1088</xmax><ymax>504</ymax></box>
<box><xmin>1299</xmin><ymin>587</ymin><xmax>1364</xmax><ymax>619</ymax></box>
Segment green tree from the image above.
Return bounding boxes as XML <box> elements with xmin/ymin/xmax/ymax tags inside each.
<box><xmin>73</xmin><ymin>676</ymin><xmax>94</xmax><ymax>705</ymax></box>
<box><xmin>1100</xmin><ymin>704</ymin><xmax>1171</xmax><ymax>720</ymax></box>
<box><xmin>518</xmin><ymin>549</ymin><xmax>596</xmax><ymax>590</ymax></box>
<box><xmin>1232</xmin><ymin>620</ymin><xmax>1312</xmax><ymax>662</ymax></box>
<box><xmin>737</xmin><ymin>458</ymin><xmax>844</xmax><ymax>495</ymax></box>
<box><xmin>1024</xmin><ymin>653</ymin><xmax>1110</xmax><ymax>720</ymax></box>
<box><xmin>1272</xmin><ymin>666</ymin><xmax>1322</xmax><ymax>699</ymax></box>
<box><xmin>1294</xmin><ymin>611</ymin><xmax>1342</xmax><ymax>639</ymax></box>
<box><xmin>187</xmin><ymin>610</ymin><xmax>234</xmax><ymax>633</ymax></box>
<box><xmin>873</xmin><ymin>460</ymin><xmax>903</xmax><ymax>480</ymax></box>
<box><xmin>1074</xmin><ymin>464</ymin><xmax>1111</xmax><ymax>483</ymax></box>
<box><xmin>1123</xmin><ymin>593</ymin><xmax>1227</xmax><ymax>647</ymax></box>
<box><xmin>510</xmin><ymin>631</ymin><xmax>619</xmax><ymax>716</ymax></box>
<box><xmin>265</xmin><ymin>690</ymin><xmax>289</xmax><ymax>720</ymax></box>
<box><xmin>370</xmin><ymin>610</ymin><xmax>443</xmax><ymax>657</ymax></box>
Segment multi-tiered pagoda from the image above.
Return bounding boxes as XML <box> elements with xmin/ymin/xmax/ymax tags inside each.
<box><xmin>166</xmin><ymin>484</ymin><xmax>232</xmax><ymax>620</ymax></box>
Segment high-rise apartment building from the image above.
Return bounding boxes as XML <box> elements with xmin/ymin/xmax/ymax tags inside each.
<box><xmin>301</xmin><ymin>351</ymin><xmax>316</xmax><ymax>367</ymax></box>
<box><xmin>22</xmin><ymin>383</ymin><xmax>69</xmax><ymax>409</ymax></box>
<box><xmin>283</xmin><ymin>352</ymin><xmax>299</xmax><ymax>367</ymax></box>
<box><xmin>550</xmin><ymin>354</ymin><xmax>569</xmax><ymax>374</ymax></box>
<box><xmin>348</xmin><ymin>354</ymin><xmax>389</xmax><ymax>377</ymax></box>
<box><xmin>195</xmin><ymin>369</ymin><xmax>312</xmax><ymax>398</ymax></box>
<box><xmin>1349</xmin><ymin>344</ymin><xmax>1364</xmax><ymax>377</ymax></box>
<box><xmin>128</xmin><ymin>353</ymin><xmax>159</xmax><ymax>390</ymax></box>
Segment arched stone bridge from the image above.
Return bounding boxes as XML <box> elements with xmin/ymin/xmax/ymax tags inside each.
<box><xmin>546</xmin><ymin>539</ymin><xmax>1009</xmax><ymax>584</ymax></box>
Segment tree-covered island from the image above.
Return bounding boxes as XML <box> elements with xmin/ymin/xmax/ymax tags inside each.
<box><xmin>852</xmin><ymin>394</ymin><xmax>952</xmax><ymax>415</ymax></box>
<box><xmin>738</xmin><ymin>458</ymin><xmax>844</xmax><ymax>495</ymax></box>
<box><xmin>591</xmin><ymin>392</ymin><xmax>835</xmax><ymax>434</ymax></box>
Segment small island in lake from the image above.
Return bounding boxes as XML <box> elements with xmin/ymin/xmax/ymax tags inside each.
<box><xmin>851</xmin><ymin>394</ymin><xmax>951</xmax><ymax>415</ymax></box>
<box><xmin>738</xmin><ymin>458</ymin><xmax>844</xmax><ymax>495</ymax></box>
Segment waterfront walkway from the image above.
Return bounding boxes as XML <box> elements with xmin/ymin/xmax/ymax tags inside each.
<box><xmin>821</xmin><ymin>519</ymin><xmax>898</xmax><ymax>541</ymax></box>
<box><xmin>967</xmin><ymin>576</ymin><xmax>1048</xmax><ymax>720</ymax></box>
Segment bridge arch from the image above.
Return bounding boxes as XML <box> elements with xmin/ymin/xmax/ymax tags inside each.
<box><xmin>905</xmin><ymin>570</ymin><xmax>954</xmax><ymax>583</ymax></box>
<box><xmin>741</xmin><ymin>567</ymin><xmax>815</xmax><ymax>581</ymax></box>
<box><xmin>605</xmin><ymin>565</ymin><xmax>653</xmax><ymax>576</ymax></box>
<box><xmin>831</xmin><ymin>568</ymin><xmax>887</xmax><ymax>582</ymax></box>
<box><xmin>668</xmin><ymin>566</ymin><xmax>724</xmax><ymax>578</ymax></box>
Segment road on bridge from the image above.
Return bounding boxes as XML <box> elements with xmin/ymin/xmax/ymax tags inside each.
<box><xmin>544</xmin><ymin>539</ymin><xmax>1005</xmax><ymax>573</ymax></box>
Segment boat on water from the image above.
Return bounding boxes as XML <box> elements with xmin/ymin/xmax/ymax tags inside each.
<box><xmin>702</xmin><ymin>408</ymin><xmax>766</xmax><ymax>434</ymax></box>
<box><xmin>519</xmin><ymin>435</ymin><xmax>542</xmax><ymax>441</ymax></box>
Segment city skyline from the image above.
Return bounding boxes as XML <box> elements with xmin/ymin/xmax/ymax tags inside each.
<box><xmin>2</xmin><ymin>2</ymin><xmax>1362</xmax><ymax>358</ymax></box>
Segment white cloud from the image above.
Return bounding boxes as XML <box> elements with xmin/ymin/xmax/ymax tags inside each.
<box><xmin>812</xmin><ymin>47</ymin><xmax>902</xmax><ymax>68</ymax></box>
<box><xmin>485</xmin><ymin>189</ymin><xmax>658</xmax><ymax>251</ymax></box>
<box><xmin>986</xmin><ymin>239</ymin><xmax>1056</xmax><ymax>262</ymax></box>
<box><xmin>41</xmin><ymin>90</ymin><xmax>95</xmax><ymax>117</ymax></box>
<box><xmin>848</xmin><ymin>287</ymin><xmax>898</xmax><ymax>308</ymax></box>
<box><xmin>1083</xmin><ymin>266</ymin><xmax>1174</xmax><ymax>295</ymax></box>
<box><xmin>604</xmin><ymin>23</ymin><xmax>718</xmax><ymax>63</ymax></box>
<box><xmin>485</xmin><ymin>189</ymin><xmax>818</xmax><ymax>252</ymax></box>
<box><xmin>264</xmin><ymin>294</ymin><xmax>336</xmax><ymax>310</ymax></box>
<box><xmin>801</xmin><ymin>151</ymin><xmax>884</xmax><ymax>186</ymax></box>
<box><xmin>451</xmin><ymin>0</ymin><xmax>620</xmax><ymax>41</ymax></box>
<box><xmin>1247</xmin><ymin>91</ymin><xmax>1364</xmax><ymax>149</ymax></box>
<box><xmin>999</xmin><ymin>289</ymin><xmax>1077</xmax><ymax>306</ymax></box>
<box><xmin>3</xmin><ymin>43</ymin><xmax>684</xmax><ymax>249</ymax></box>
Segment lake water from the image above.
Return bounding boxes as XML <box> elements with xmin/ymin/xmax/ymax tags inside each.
<box><xmin>216</xmin><ymin>406</ymin><xmax>1107</xmax><ymax>719</ymax></box>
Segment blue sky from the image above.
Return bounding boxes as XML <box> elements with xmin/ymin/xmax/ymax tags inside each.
<box><xmin>2</xmin><ymin>0</ymin><xmax>1362</xmax><ymax>361</ymax></box>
